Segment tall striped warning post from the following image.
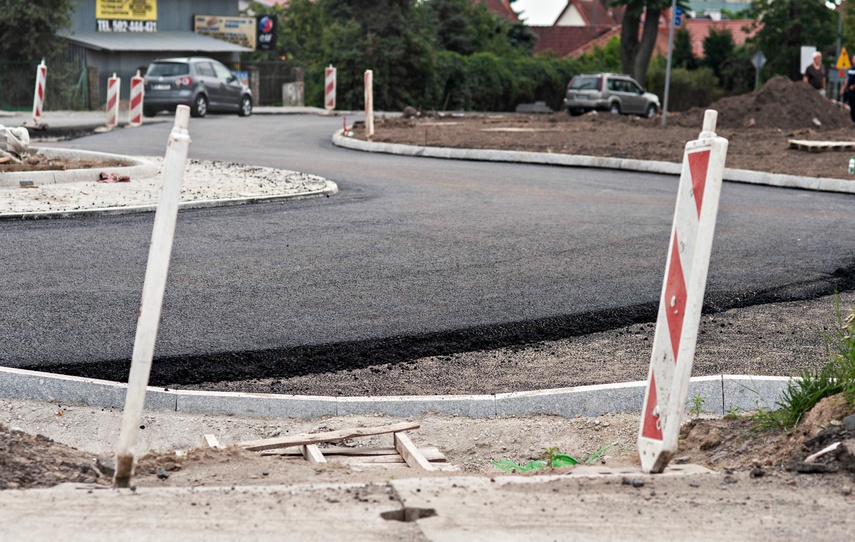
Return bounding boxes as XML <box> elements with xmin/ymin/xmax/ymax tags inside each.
<box><xmin>106</xmin><ymin>73</ymin><xmax>121</xmax><ymax>129</ymax></box>
<box><xmin>364</xmin><ymin>69</ymin><xmax>374</xmax><ymax>140</ymax></box>
<box><xmin>324</xmin><ymin>65</ymin><xmax>336</xmax><ymax>112</ymax></box>
<box><xmin>637</xmin><ymin>110</ymin><xmax>729</xmax><ymax>474</ymax></box>
<box><xmin>31</xmin><ymin>59</ymin><xmax>47</xmax><ymax>128</ymax></box>
<box><xmin>128</xmin><ymin>70</ymin><xmax>144</xmax><ymax>127</ymax></box>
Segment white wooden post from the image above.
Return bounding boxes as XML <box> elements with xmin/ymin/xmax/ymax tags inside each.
<box><xmin>106</xmin><ymin>73</ymin><xmax>121</xmax><ymax>129</ymax></box>
<box><xmin>637</xmin><ymin>110</ymin><xmax>729</xmax><ymax>473</ymax></box>
<box><xmin>128</xmin><ymin>70</ymin><xmax>144</xmax><ymax>127</ymax></box>
<box><xmin>113</xmin><ymin>105</ymin><xmax>192</xmax><ymax>488</ymax></box>
<box><xmin>31</xmin><ymin>59</ymin><xmax>47</xmax><ymax>127</ymax></box>
<box><xmin>325</xmin><ymin>65</ymin><xmax>336</xmax><ymax>111</ymax></box>
<box><xmin>364</xmin><ymin>69</ymin><xmax>374</xmax><ymax>139</ymax></box>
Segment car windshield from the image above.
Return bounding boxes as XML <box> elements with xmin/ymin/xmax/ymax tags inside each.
<box><xmin>570</xmin><ymin>76</ymin><xmax>600</xmax><ymax>90</ymax></box>
<box><xmin>147</xmin><ymin>62</ymin><xmax>190</xmax><ymax>77</ymax></box>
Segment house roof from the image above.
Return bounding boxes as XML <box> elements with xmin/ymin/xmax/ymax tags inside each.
<box><xmin>531</xmin><ymin>25</ymin><xmax>620</xmax><ymax>58</ymax></box>
<box><xmin>654</xmin><ymin>18</ymin><xmax>758</xmax><ymax>58</ymax></box>
<box><xmin>477</xmin><ymin>0</ymin><xmax>520</xmax><ymax>23</ymax></box>
<box><xmin>554</xmin><ymin>0</ymin><xmax>623</xmax><ymax>26</ymax></box>
<box><xmin>60</xmin><ymin>31</ymin><xmax>253</xmax><ymax>53</ymax></box>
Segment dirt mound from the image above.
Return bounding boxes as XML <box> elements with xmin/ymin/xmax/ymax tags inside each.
<box><xmin>0</xmin><ymin>423</ymin><xmax>110</xmax><ymax>489</ymax></box>
<box><xmin>676</xmin><ymin>76</ymin><xmax>852</xmax><ymax>131</ymax></box>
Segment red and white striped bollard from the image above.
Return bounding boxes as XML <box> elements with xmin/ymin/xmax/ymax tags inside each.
<box><xmin>106</xmin><ymin>73</ymin><xmax>121</xmax><ymax>129</ymax></box>
<box><xmin>324</xmin><ymin>65</ymin><xmax>336</xmax><ymax>112</ymax></box>
<box><xmin>31</xmin><ymin>59</ymin><xmax>47</xmax><ymax>127</ymax></box>
<box><xmin>128</xmin><ymin>70</ymin><xmax>144</xmax><ymax>127</ymax></box>
<box><xmin>637</xmin><ymin>110</ymin><xmax>729</xmax><ymax>473</ymax></box>
<box><xmin>364</xmin><ymin>69</ymin><xmax>374</xmax><ymax>140</ymax></box>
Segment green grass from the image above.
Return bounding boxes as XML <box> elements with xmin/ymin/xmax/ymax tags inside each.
<box><xmin>752</xmin><ymin>296</ymin><xmax>855</xmax><ymax>431</ymax></box>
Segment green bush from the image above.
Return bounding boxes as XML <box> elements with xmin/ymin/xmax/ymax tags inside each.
<box><xmin>646</xmin><ymin>63</ymin><xmax>724</xmax><ymax>112</ymax></box>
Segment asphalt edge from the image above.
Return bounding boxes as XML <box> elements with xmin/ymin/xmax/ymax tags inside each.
<box><xmin>331</xmin><ymin>130</ymin><xmax>855</xmax><ymax>195</ymax></box>
<box><xmin>0</xmin><ymin>147</ymin><xmax>158</xmax><ymax>187</ymax></box>
<box><xmin>0</xmin><ymin>365</ymin><xmax>790</xmax><ymax>419</ymax></box>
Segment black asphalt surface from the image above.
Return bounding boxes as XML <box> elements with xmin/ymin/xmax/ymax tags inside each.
<box><xmin>3</xmin><ymin>114</ymin><xmax>855</xmax><ymax>385</ymax></box>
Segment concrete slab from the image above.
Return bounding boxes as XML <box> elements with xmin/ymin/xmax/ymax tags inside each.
<box><xmin>336</xmin><ymin>394</ymin><xmax>497</xmax><ymax>418</ymax></box>
<box><xmin>0</xmin><ymin>367</ymin><xmax>175</xmax><ymax>411</ymax></box>
<box><xmin>721</xmin><ymin>374</ymin><xmax>792</xmax><ymax>412</ymax></box>
<box><xmin>496</xmin><ymin>381</ymin><xmax>647</xmax><ymax>417</ymax></box>
<box><xmin>175</xmin><ymin>389</ymin><xmax>337</xmax><ymax>418</ymax></box>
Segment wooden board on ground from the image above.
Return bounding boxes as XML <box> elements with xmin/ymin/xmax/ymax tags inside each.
<box><xmin>238</xmin><ymin>421</ymin><xmax>420</xmax><ymax>452</ymax></box>
<box><xmin>301</xmin><ymin>444</ymin><xmax>326</xmax><ymax>464</ymax></box>
<box><xmin>261</xmin><ymin>446</ymin><xmax>446</xmax><ymax>462</ymax></box>
<box><xmin>394</xmin><ymin>432</ymin><xmax>436</xmax><ymax>471</ymax></box>
<box><xmin>788</xmin><ymin>139</ymin><xmax>855</xmax><ymax>152</ymax></box>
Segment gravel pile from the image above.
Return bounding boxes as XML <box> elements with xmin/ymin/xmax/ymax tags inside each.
<box><xmin>0</xmin><ymin>158</ymin><xmax>333</xmax><ymax>215</ymax></box>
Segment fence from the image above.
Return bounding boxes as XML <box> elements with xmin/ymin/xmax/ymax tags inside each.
<box><xmin>0</xmin><ymin>57</ymin><xmax>88</xmax><ymax>111</ymax></box>
<box><xmin>240</xmin><ymin>61</ymin><xmax>303</xmax><ymax>105</ymax></box>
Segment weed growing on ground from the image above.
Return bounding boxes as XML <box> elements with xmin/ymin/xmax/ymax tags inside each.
<box><xmin>687</xmin><ymin>394</ymin><xmax>706</xmax><ymax>418</ymax></box>
<box><xmin>753</xmin><ymin>296</ymin><xmax>855</xmax><ymax>431</ymax></box>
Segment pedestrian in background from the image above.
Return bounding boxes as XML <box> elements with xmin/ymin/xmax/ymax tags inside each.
<box><xmin>841</xmin><ymin>55</ymin><xmax>855</xmax><ymax>123</ymax></box>
<box><xmin>803</xmin><ymin>52</ymin><xmax>826</xmax><ymax>96</ymax></box>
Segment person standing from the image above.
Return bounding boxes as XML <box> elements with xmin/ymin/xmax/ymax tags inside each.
<box><xmin>842</xmin><ymin>55</ymin><xmax>855</xmax><ymax>123</ymax></box>
<box><xmin>803</xmin><ymin>52</ymin><xmax>826</xmax><ymax>96</ymax></box>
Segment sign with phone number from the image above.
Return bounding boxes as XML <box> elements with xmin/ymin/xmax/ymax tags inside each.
<box><xmin>97</xmin><ymin>20</ymin><xmax>157</xmax><ymax>32</ymax></box>
<box><xmin>96</xmin><ymin>0</ymin><xmax>157</xmax><ymax>21</ymax></box>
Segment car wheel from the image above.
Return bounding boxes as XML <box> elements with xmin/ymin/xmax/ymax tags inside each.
<box><xmin>567</xmin><ymin>107</ymin><xmax>584</xmax><ymax>117</ymax></box>
<box><xmin>609</xmin><ymin>102</ymin><xmax>621</xmax><ymax>115</ymax></box>
<box><xmin>191</xmin><ymin>94</ymin><xmax>208</xmax><ymax>118</ymax></box>
<box><xmin>644</xmin><ymin>104</ymin><xmax>658</xmax><ymax>119</ymax></box>
<box><xmin>238</xmin><ymin>95</ymin><xmax>252</xmax><ymax>117</ymax></box>
<box><xmin>142</xmin><ymin>107</ymin><xmax>156</xmax><ymax>118</ymax></box>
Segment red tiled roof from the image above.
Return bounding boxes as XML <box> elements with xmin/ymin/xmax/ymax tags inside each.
<box><xmin>531</xmin><ymin>25</ymin><xmax>620</xmax><ymax>58</ymax></box>
<box><xmin>653</xmin><ymin>18</ymin><xmax>759</xmax><ymax>58</ymax></box>
<box><xmin>476</xmin><ymin>0</ymin><xmax>520</xmax><ymax>23</ymax></box>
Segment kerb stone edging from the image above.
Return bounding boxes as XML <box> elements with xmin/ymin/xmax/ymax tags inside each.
<box><xmin>0</xmin><ymin>366</ymin><xmax>790</xmax><ymax>419</ymax></box>
<box><xmin>0</xmin><ymin>147</ymin><xmax>157</xmax><ymax>188</ymax></box>
<box><xmin>332</xmin><ymin>130</ymin><xmax>855</xmax><ymax>195</ymax></box>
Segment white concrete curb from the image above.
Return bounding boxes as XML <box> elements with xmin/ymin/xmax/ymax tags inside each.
<box><xmin>0</xmin><ymin>147</ymin><xmax>158</xmax><ymax>187</ymax></box>
<box><xmin>332</xmin><ymin>130</ymin><xmax>855</xmax><ymax>195</ymax></box>
<box><xmin>0</xmin><ymin>365</ymin><xmax>791</xmax><ymax>419</ymax></box>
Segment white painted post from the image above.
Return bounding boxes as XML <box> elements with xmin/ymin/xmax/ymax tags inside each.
<box><xmin>324</xmin><ymin>65</ymin><xmax>336</xmax><ymax>112</ymax></box>
<box><xmin>637</xmin><ymin>110</ymin><xmax>729</xmax><ymax>473</ymax></box>
<box><xmin>106</xmin><ymin>73</ymin><xmax>121</xmax><ymax>129</ymax></box>
<box><xmin>364</xmin><ymin>69</ymin><xmax>374</xmax><ymax>140</ymax></box>
<box><xmin>113</xmin><ymin>105</ymin><xmax>192</xmax><ymax>489</ymax></box>
<box><xmin>31</xmin><ymin>59</ymin><xmax>47</xmax><ymax>127</ymax></box>
<box><xmin>128</xmin><ymin>70</ymin><xmax>144</xmax><ymax>127</ymax></box>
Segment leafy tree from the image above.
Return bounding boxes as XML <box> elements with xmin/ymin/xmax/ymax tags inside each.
<box><xmin>702</xmin><ymin>27</ymin><xmax>734</xmax><ymax>81</ymax></box>
<box><xmin>749</xmin><ymin>0</ymin><xmax>836</xmax><ymax>80</ymax></box>
<box><xmin>0</xmin><ymin>0</ymin><xmax>74</xmax><ymax>61</ymax></box>
<box><xmin>673</xmin><ymin>27</ymin><xmax>698</xmax><ymax>70</ymax></box>
<box><xmin>609</xmin><ymin>0</ymin><xmax>672</xmax><ymax>86</ymax></box>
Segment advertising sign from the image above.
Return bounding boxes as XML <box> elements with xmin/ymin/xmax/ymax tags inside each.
<box><xmin>194</xmin><ymin>15</ymin><xmax>256</xmax><ymax>49</ymax></box>
<box><xmin>256</xmin><ymin>15</ymin><xmax>277</xmax><ymax>51</ymax></box>
<box><xmin>97</xmin><ymin>0</ymin><xmax>157</xmax><ymax>32</ymax></box>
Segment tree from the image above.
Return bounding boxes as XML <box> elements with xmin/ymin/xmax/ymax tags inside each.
<box><xmin>702</xmin><ymin>27</ymin><xmax>734</xmax><ymax>81</ymax></box>
<box><xmin>749</xmin><ymin>0</ymin><xmax>836</xmax><ymax>80</ymax></box>
<box><xmin>0</xmin><ymin>0</ymin><xmax>74</xmax><ymax>61</ymax></box>
<box><xmin>610</xmin><ymin>0</ymin><xmax>671</xmax><ymax>86</ymax></box>
<box><xmin>673</xmin><ymin>27</ymin><xmax>698</xmax><ymax>70</ymax></box>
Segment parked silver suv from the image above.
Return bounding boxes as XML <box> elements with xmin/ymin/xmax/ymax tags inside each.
<box><xmin>143</xmin><ymin>57</ymin><xmax>252</xmax><ymax>118</ymax></box>
<box><xmin>564</xmin><ymin>73</ymin><xmax>660</xmax><ymax>118</ymax></box>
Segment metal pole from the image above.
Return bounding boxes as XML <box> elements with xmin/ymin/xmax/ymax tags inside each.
<box><xmin>661</xmin><ymin>0</ymin><xmax>678</xmax><ymax>127</ymax></box>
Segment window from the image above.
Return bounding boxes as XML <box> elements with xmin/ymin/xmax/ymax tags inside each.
<box><xmin>195</xmin><ymin>62</ymin><xmax>216</xmax><ymax>77</ymax></box>
<box><xmin>147</xmin><ymin>62</ymin><xmax>189</xmax><ymax>77</ymax></box>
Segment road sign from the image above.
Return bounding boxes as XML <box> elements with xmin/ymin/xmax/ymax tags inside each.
<box><xmin>837</xmin><ymin>47</ymin><xmax>851</xmax><ymax>70</ymax></box>
<box><xmin>638</xmin><ymin>110</ymin><xmax>729</xmax><ymax>474</ymax></box>
<box><xmin>751</xmin><ymin>51</ymin><xmax>766</xmax><ymax>70</ymax></box>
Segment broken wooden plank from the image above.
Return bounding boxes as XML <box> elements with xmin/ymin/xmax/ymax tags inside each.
<box><xmin>260</xmin><ymin>446</ymin><xmax>446</xmax><ymax>461</ymax></box>
<box><xmin>239</xmin><ymin>421</ymin><xmax>420</xmax><ymax>452</ymax></box>
<box><xmin>788</xmin><ymin>139</ymin><xmax>855</xmax><ymax>152</ymax></box>
<box><xmin>203</xmin><ymin>434</ymin><xmax>220</xmax><ymax>450</ymax></box>
<box><xmin>301</xmin><ymin>444</ymin><xmax>327</xmax><ymax>464</ymax></box>
<box><xmin>394</xmin><ymin>432</ymin><xmax>436</xmax><ymax>471</ymax></box>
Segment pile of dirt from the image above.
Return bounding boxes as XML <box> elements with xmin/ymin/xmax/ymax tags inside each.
<box><xmin>676</xmin><ymin>75</ymin><xmax>852</xmax><ymax>131</ymax></box>
<box><xmin>0</xmin><ymin>423</ymin><xmax>110</xmax><ymax>490</ymax></box>
<box><xmin>0</xmin><ymin>156</ymin><xmax>126</xmax><ymax>172</ymax></box>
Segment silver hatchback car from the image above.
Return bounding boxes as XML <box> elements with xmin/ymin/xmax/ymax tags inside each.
<box><xmin>143</xmin><ymin>57</ymin><xmax>252</xmax><ymax>118</ymax></box>
<box><xmin>564</xmin><ymin>73</ymin><xmax>660</xmax><ymax>118</ymax></box>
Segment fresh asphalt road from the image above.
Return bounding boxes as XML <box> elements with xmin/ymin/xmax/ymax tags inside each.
<box><xmin>3</xmin><ymin>114</ymin><xmax>855</xmax><ymax>382</ymax></box>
